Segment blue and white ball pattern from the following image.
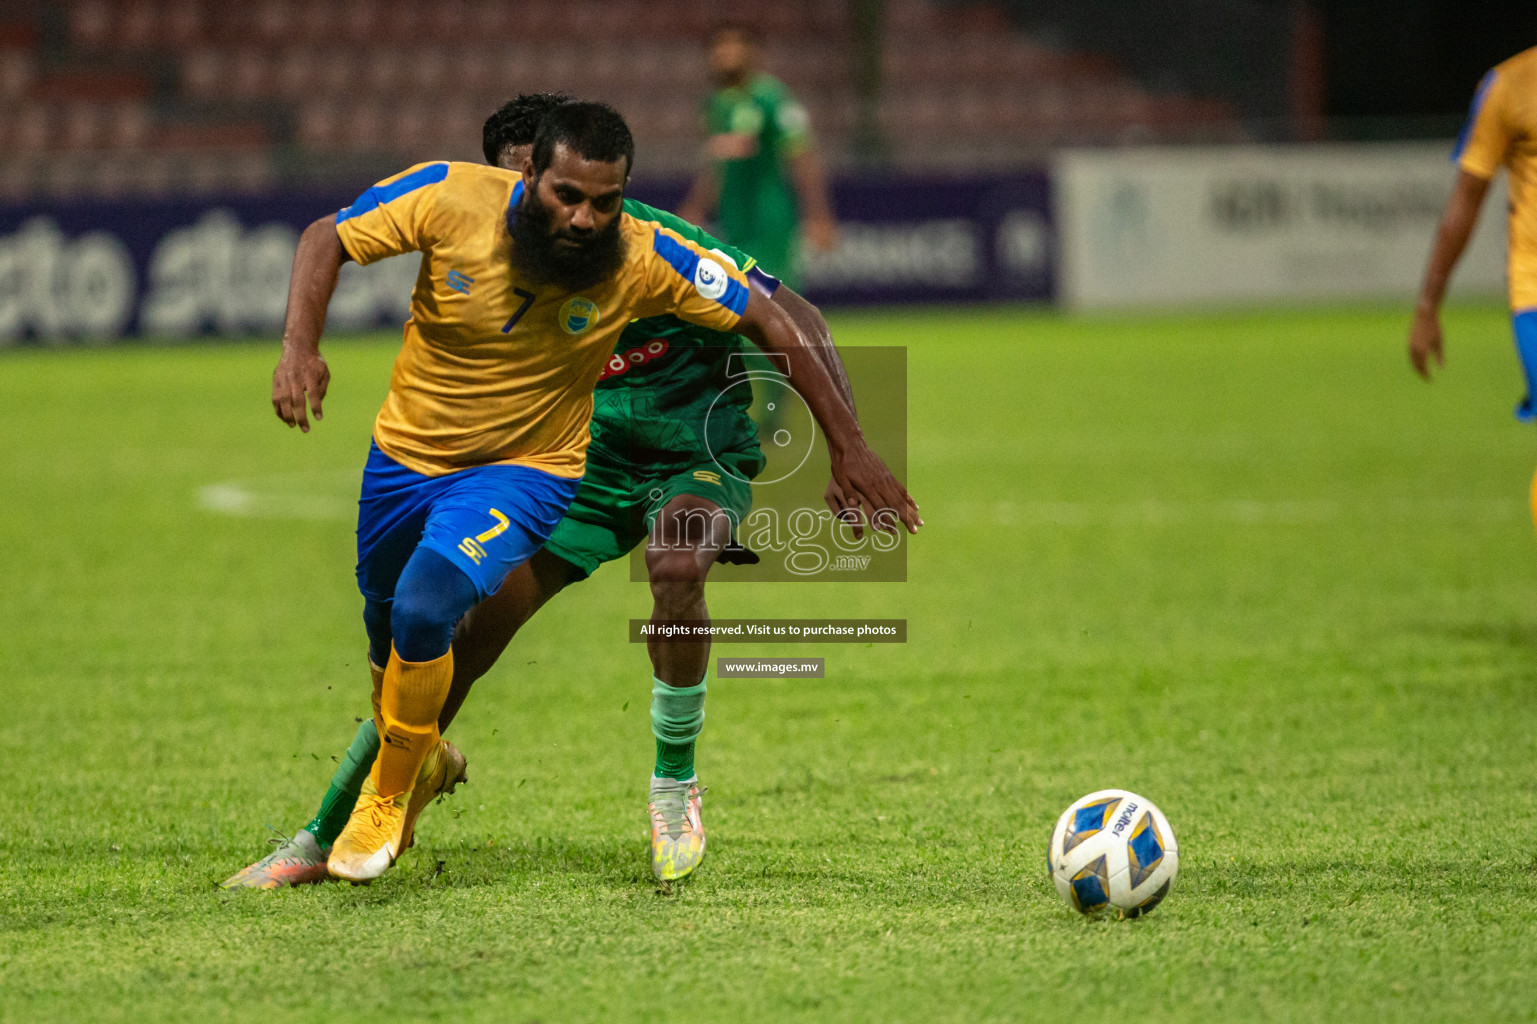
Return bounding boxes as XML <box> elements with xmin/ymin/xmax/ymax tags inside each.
<box><xmin>1048</xmin><ymin>789</ymin><xmax>1179</xmax><ymax>918</ymax></box>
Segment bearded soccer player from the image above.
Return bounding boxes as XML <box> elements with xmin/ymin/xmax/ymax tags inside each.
<box><xmin>261</xmin><ymin>101</ymin><xmax>916</xmax><ymax>884</ymax></box>
<box><xmin>1412</xmin><ymin>46</ymin><xmax>1537</xmax><ymax>502</ymax></box>
<box><xmin>676</xmin><ymin>21</ymin><xmax>836</xmax><ymax>289</ymax></box>
<box><xmin>225</xmin><ymin>93</ymin><xmax>887</xmax><ymax>889</ymax></box>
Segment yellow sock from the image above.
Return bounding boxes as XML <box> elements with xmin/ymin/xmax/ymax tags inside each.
<box><xmin>374</xmin><ymin>644</ymin><xmax>453</xmax><ymax>799</ymax></box>
<box><xmin>369</xmin><ymin>658</ymin><xmax>386</xmax><ymax>733</ymax></box>
<box><xmin>1529</xmin><ymin>465</ymin><xmax>1537</xmax><ymax>537</ymax></box>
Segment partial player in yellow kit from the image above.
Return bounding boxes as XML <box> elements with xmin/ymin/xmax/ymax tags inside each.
<box><xmin>268</xmin><ymin>101</ymin><xmax>919</xmax><ymax>883</ymax></box>
<box><xmin>1411</xmin><ymin>46</ymin><xmax>1537</xmax><ymax>527</ymax></box>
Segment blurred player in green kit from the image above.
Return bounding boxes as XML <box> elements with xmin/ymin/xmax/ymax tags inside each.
<box><xmin>678</xmin><ymin>20</ymin><xmax>838</xmax><ymax>289</ymax></box>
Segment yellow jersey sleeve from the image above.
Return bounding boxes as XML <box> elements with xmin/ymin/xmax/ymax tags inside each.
<box><xmin>334</xmin><ymin>162</ymin><xmax>451</xmax><ymax>265</ymax></box>
<box><xmin>634</xmin><ymin>224</ymin><xmax>753</xmax><ymax>332</ymax></box>
<box><xmin>1455</xmin><ymin>70</ymin><xmax>1510</xmax><ymax>180</ymax></box>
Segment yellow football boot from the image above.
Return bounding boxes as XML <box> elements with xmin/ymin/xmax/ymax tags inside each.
<box><xmin>328</xmin><ymin>739</ymin><xmax>466</xmax><ymax>882</ymax></box>
<box><xmin>402</xmin><ymin>739</ymin><xmax>467</xmax><ymax>851</ymax></box>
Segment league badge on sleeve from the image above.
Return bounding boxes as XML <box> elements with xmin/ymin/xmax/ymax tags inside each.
<box><xmin>693</xmin><ymin>257</ymin><xmax>729</xmax><ymax>301</ymax></box>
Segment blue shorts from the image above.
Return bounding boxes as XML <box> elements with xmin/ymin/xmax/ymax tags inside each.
<box><xmin>1513</xmin><ymin>310</ymin><xmax>1537</xmax><ymax>422</ymax></box>
<box><xmin>355</xmin><ymin>441</ymin><xmax>583</xmax><ymax>603</ymax></box>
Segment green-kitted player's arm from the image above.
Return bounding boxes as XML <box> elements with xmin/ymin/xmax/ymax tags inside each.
<box><xmin>769</xmin><ymin>88</ymin><xmax>837</xmax><ymax>252</ymax></box>
<box><xmin>625</xmin><ymin>201</ymin><xmax>854</xmax><ymax>411</ymax></box>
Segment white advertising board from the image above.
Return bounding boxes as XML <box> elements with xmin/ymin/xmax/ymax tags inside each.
<box><xmin>1055</xmin><ymin>143</ymin><xmax>1509</xmax><ymax>308</ymax></box>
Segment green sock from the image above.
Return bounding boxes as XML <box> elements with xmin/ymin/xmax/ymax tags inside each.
<box><xmin>651</xmin><ymin>676</ymin><xmax>706</xmax><ymax>780</ymax></box>
<box><xmin>303</xmin><ymin>719</ymin><xmax>379</xmax><ymax>846</ymax></box>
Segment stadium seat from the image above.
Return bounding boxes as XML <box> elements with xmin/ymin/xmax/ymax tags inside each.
<box><xmin>0</xmin><ymin>0</ymin><xmax>1242</xmax><ymax>195</ymax></box>
<box><xmin>0</xmin><ymin>47</ymin><xmax>36</xmax><ymax>99</ymax></box>
<box><xmin>11</xmin><ymin>104</ymin><xmax>51</xmax><ymax>153</ymax></box>
<box><xmin>227</xmin><ymin>49</ymin><xmax>272</xmax><ymax>102</ymax></box>
<box><xmin>67</xmin><ymin>0</ymin><xmax>113</xmax><ymax>51</ymax></box>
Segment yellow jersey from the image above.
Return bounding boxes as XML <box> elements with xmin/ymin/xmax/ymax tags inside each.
<box><xmin>1456</xmin><ymin>46</ymin><xmax>1537</xmax><ymax>310</ymax></box>
<box><xmin>334</xmin><ymin>161</ymin><xmax>752</xmax><ymax>478</ymax></box>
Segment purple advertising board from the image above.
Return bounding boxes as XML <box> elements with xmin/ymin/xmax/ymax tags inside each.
<box><xmin>0</xmin><ymin>170</ymin><xmax>1052</xmax><ymax>344</ymax></box>
<box><xmin>632</xmin><ymin>172</ymin><xmax>1054</xmax><ymax>306</ymax></box>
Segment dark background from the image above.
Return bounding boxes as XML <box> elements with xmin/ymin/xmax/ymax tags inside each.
<box><xmin>990</xmin><ymin>0</ymin><xmax>1537</xmax><ymax>132</ymax></box>
<box><xmin>1318</xmin><ymin>0</ymin><xmax>1537</xmax><ymax>119</ymax></box>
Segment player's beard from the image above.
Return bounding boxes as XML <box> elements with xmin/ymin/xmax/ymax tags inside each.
<box><xmin>509</xmin><ymin>183</ymin><xmax>627</xmax><ymax>293</ymax></box>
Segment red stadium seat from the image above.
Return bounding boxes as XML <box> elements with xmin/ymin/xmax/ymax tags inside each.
<box><xmin>292</xmin><ymin>4</ymin><xmax>336</xmax><ymax>45</ymax></box>
<box><xmin>106</xmin><ymin>102</ymin><xmax>153</xmax><ymax>150</ymax></box>
<box><xmin>297</xmin><ymin>100</ymin><xmax>341</xmax><ymax>149</ymax></box>
<box><xmin>0</xmin><ymin>0</ymin><xmax>1244</xmax><ymax>192</ymax></box>
<box><xmin>338</xmin><ymin>0</ymin><xmax>382</xmax><ymax>46</ymax></box>
<box><xmin>466</xmin><ymin>1</ymin><xmax>514</xmax><ymax>44</ymax></box>
<box><xmin>12</xmin><ymin>104</ymin><xmax>51</xmax><ymax>154</ymax></box>
<box><xmin>251</xmin><ymin>1</ymin><xmax>298</xmax><ymax>46</ymax></box>
<box><xmin>0</xmin><ymin>46</ymin><xmax>37</xmax><ymax>99</ymax></box>
<box><xmin>313</xmin><ymin>51</ymin><xmax>360</xmax><ymax>96</ymax></box>
<box><xmin>227</xmin><ymin>49</ymin><xmax>272</xmax><ymax>102</ymax></box>
<box><xmin>118</xmin><ymin>3</ymin><xmax>159</xmax><ymax>51</ymax></box>
<box><xmin>68</xmin><ymin>0</ymin><xmax>113</xmax><ymax>51</ymax></box>
<box><xmin>162</xmin><ymin>1</ymin><xmax>206</xmax><ymax>46</ymax></box>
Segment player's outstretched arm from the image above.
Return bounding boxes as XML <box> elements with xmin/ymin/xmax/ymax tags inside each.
<box><xmin>272</xmin><ymin>214</ymin><xmax>349</xmax><ymax>431</ymax></box>
<box><xmin>1411</xmin><ymin>170</ymin><xmax>1491</xmax><ymax>380</ymax></box>
<box><xmin>769</xmin><ymin>284</ymin><xmax>876</xmax><ymax>533</ymax></box>
<box><xmin>735</xmin><ymin>288</ymin><xmax>920</xmax><ymax>534</ymax></box>
<box><xmin>772</xmin><ymin>284</ymin><xmax>855</xmax><ymax>413</ymax></box>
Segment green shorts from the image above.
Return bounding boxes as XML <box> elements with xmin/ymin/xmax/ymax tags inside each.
<box><xmin>543</xmin><ymin>441</ymin><xmax>764</xmax><ymax>580</ymax></box>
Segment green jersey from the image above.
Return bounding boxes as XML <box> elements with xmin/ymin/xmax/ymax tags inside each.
<box><xmin>536</xmin><ymin>200</ymin><xmax>775</xmax><ymax>578</ymax></box>
<box><xmin>703</xmin><ymin>72</ymin><xmax>811</xmax><ymax>282</ymax></box>
<box><xmin>595</xmin><ymin>199</ymin><xmax>779</xmax><ymax>462</ymax></box>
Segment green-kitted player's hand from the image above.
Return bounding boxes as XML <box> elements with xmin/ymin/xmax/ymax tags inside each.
<box><xmin>830</xmin><ymin>443</ymin><xmax>922</xmax><ymax>536</ymax></box>
<box><xmin>825</xmin><ymin>476</ymin><xmax>865</xmax><ymax>540</ymax></box>
<box><xmin>271</xmin><ymin>348</ymin><xmax>330</xmax><ymax>433</ymax></box>
<box><xmin>804</xmin><ymin>217</ymin><xmax>837</xmax><ymax>254</ymax></box>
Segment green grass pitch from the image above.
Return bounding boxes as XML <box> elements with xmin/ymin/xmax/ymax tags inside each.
<box><xmin>3</xmin><ymin>303</ymin><xmax>1536</xmax><ymax>1022</ymax></box>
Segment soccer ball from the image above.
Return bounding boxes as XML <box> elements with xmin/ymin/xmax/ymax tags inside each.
<box><xmin>1048</xmin><ymin>789</ymin><xmax>1178</xmax><ymax>918</ymax></box>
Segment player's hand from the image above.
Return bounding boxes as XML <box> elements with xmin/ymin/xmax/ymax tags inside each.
<box><xmin>1409</xmin><ymin>304</ymin><xmax>1445</xmax><ymax>380</ymax></box>
<box><xmin>271</xmin><ymin>347</ymin><xmax>330</xmax><ymax>432</ymax></box>
<box><xmin>829</xmin><ymin>443</ymin><xmax>921</xmax><ymax>535</ymax></box>
<box><xmin>825</xmin><ymin>476</ymin><xmax>867</xmax><ymax>540</ymax></box>
<box><xmin>804</xmin><ymin>217</ymin><xmax>837</xmax><ymax>253</ymax></box>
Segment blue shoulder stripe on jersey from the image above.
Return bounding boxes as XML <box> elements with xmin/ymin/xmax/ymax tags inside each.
<box><xmin>336</xmin><ymin>162</ymin><xmax>450</xmax><ymax>223</ymax></box>
<box><xmin>747</xmin><ymin>264</ymin><xmax>781</xmax><ymax>297</ymax></box>
<box><xmin>1451</xmin><ymin>70</ymin><xmax>1497</xmax><ymax>163</ymax></box>
<box><xmin>503</xmin><ymin>178</ymin><xmax>527</xmax><ymax>237</ymax></box>
<box><xmin>652</xmin><ymin>229</ymin><xmax>751</xmax><ymax>316</ymax></box>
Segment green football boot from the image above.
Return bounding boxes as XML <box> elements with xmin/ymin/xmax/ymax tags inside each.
<box><xmin>220</xmin><ymin>829</ymin><xmax>330</xmax><ymax>889</ymax></box>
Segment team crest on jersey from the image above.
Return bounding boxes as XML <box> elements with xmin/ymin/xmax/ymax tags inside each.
<box><xmin>694</xmin><ymin>257</ymin><xmax>728</xmax><ymax>301</ymax></box>
<box><xmin>559</xmin><ymin>297</ymin><xmax>600</xmax><ymax>335</ymax></box>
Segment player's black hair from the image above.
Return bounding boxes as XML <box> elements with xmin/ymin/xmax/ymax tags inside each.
<box><xmin>482</xmin><ymin>92</ymin><xmax>573</xmax><ymax>165</ymax></box>
<box><xmin>530</xmin><ymin>101</ymin><xmax>635</xmax><ymax>177</ymax></box>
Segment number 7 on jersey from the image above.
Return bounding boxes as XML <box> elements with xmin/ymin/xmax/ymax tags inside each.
<box><xmin>501</xmin><ymin>288</ymin><xmax>536</xmax><ymax>333</ymax></box>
